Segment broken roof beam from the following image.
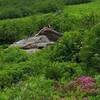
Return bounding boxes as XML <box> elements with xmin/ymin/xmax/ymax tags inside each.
<box><xmin>34</xmin><ymin>27</ymin><xmax>62</xmax><ymax>37</ymax></box>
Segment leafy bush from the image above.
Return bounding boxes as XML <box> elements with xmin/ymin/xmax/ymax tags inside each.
<box><xmin>0</xmin><ymin>47</ymin><xmax>50</xmax><ymax>88</ymax></box>
<box><xmin>81</xmin><ymin>13</ymin><xmax>100</xmax><ymax>29</ymax></box>
<box><xmin>49</xmin><ymin>31</ymin><xmax>84</xmax><ymax>62</ymax></box>
<box><xmin>51</xmin><ymin>14</ymin><xmax>79</xmax><ymax>32</ymax></box>
<box><xmin>45</xmin><ymin>62</ymin><xmax>83</xmax><ymax>81</ymax></box>
<box><xmin>0</xmin><ymin>0</ymin><xmax>64</xmax><ymax>19</ymax></box>
<box><xmin>10</xmin><ymin>77</ymin><xmax>54</xmax><ymax>100</ymax></box>
<box><xmin>0</xmin><ymin>16</ymin><xmax>38</xmax><ymax>43</ymax></box>
<box><xmin>33</xmin><ymin>0</ymin><xmax>64</xmax><ymax>13</ymax></box>
<box><xmin>0</xmin><ymin>61</ymin><xmax>48</xmax><ymax>88</ymax></box>
<box><xmin>80</xmin><ymin>23</ymin><xmax>100</xmax><ymax>69</ymax></box>
<box><xmin>36</xmin><ymin>13</ymin><xmax>79</xmax><ymax>33</ymax></box>
<box><xmin>0</xmin><ymin>77</ymin><xmax>53</xmax><ymax>100</ymax></box>
<box><xmin>0</xmin><ymin>47</ymin><xmax>29</xmax><ymax>63</ymax></box>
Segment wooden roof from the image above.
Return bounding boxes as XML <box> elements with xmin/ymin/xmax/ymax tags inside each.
<box><xmin>34</xmin><ymin>27</ymin><xmax>62</xmax><ymax>41</ymax></box>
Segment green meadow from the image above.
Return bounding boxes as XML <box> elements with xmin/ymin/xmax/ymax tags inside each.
<box><xmin>0</xmin><ymin>0</ymin><xmax>100</xmax><ymax>99</ymax></box>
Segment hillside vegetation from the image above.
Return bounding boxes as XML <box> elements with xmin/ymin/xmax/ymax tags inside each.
<box><xmin>0</xmin><ymin>0</ymin><xmax>100</xmax><ymax>99</ymax></box>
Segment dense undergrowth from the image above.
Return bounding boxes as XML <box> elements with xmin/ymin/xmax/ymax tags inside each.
<box><xmin>0</xmin><ymin>0</ymin><xmax>100</xmax><ymax>99</ymax></box>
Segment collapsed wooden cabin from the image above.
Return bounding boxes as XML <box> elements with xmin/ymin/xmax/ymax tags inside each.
<box><xmin>10</xmin><ymin>27</ymin><xmax>62</xmax><ymax>53</ymax></box>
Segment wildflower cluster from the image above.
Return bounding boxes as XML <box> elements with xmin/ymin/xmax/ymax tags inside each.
<box><xmin>75</xmin><ymin>76</ymin><xmax>96</xmax><ymax>93</ymax></box>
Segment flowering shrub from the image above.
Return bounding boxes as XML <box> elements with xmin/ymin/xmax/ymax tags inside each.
<box><xmin>76</xmin><ymin>76</ymin><xmax>96</xmax><ymax>93</ymax></box>
<box><xmin>68</xmin><ymin>76</ymin><xmax>97</xmax><ymax>94</ymax></box>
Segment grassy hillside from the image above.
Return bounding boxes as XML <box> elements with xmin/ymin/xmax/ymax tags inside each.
<box><xmin>0</xmin><ymin>0</ymin><xmax>64</xmax><ymax>19</ymax></box>
<box><xmin>65</xmin><ymin>0</ymin><xmax>100</xmax><ymax>16</ymax></box>
<box><xmin>0</xmin><ymin>0</ymin><xmax>100</xmax><ymax>99</ymax></box>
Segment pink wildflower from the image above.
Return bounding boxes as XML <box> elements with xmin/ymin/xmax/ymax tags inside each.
<box><xmin>75</xmin><ymin>76</ymin><xmax>96</xmax><ymax>93</ymax></box>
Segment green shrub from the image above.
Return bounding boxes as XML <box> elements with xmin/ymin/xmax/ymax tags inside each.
<box><xmin>36</xmin><ymin>13</ymin><xmax>78</xmax><ymax>33</ymax></box>
<box><xmin>0</xmin><ymin>8</ymin><xmax>22</xmax><ymax>19</ymax></box>
<box><xmin>33</xmin><ymin>0</ymin><xmax>64</xmax><ymax>13</ymax></box>
<box><xmin>0</xmin><ymin>47</ymin><xmax>29</xmax><ymax>63</ymax></box>
<box><xmin>0</xmin><ymin>47</ymin><xmax>50</xmax><ymax>88</ymax></box>
<box><xmin>0</xmin><ymin>61</ymin><xmax>48</xmax><ymax>88</ymax></box>
<box><xmin>0</xmin><ymin>77</ymin><xmax>54</xmax><ymax>100</ymax></box>
<box><xmin>80</xmin><ymin>23</ymin><xmax>100</xmax><ymax>69</ymax></box>
<box><xmin>81</xmin><ymin>13</ymin><xmax>100</xmax><ymax>29</ymax></box>
<box><xmin>13</xmin><ymin>77</ymin><xmax>54</xmax><ymax>100</ymax></box>
<box><xmin>51</xmin><ymin>14</ymin><xmax>79</xmax><ymax>32</ymax></box>
<box><xmin>45</xmin><ymin>62</ymin><xmax>83</xmax><ymax>81</ymax></box>
<box><xmin>0</xmin><ymin>16</ymin><xmax>38</xmax><ymax>43</ymax></box>
<box><xmin>49</xmin><ymin>31</ymin><xmax>84</xmax><ymax>62</ymax></box>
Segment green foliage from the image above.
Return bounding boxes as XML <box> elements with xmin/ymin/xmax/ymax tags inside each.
<box><xmin>0</xmin><ymin>47</ymin><xmax>84</xmax><ymax>89</ymax></box>
<box><xmin>33</xmin><ymin>0</ymin><xmax>64</xmax><ymax>13</ymax></box>
<box><xmin>16</xmin><ymin>77</ymin><xmax>53</xmax><ymax>100</ymax></box>
<box><xmin>49</xmin><ymin>31</ymin><xmax>83</xmax><ymax>62</ymax></box>
<box><xmin>80</xmin><ymin>23</ymin><xmax>100</xmax><ymax>69</ymax></box>
<box><xmin>0</xmin><ymin>61</ymin><xmax>43</xmax><ymax>88</ymax></box>
<box><xmin>0</xmin><ymin>0</ymin><xmax>64</xmax><ymax>19</ymax></box>
<box><xmin>51</xmin><ymin>14</ymin><xmax>79</xmax><ymax>32</ymax></box>
<box><xmin>0</xmin><ymin>77</ymin><xmax>54</xmax><ymax>100</ymax></box>
<box><xmin>0</xmin><ymin>47</ymin><xmax>51</xmax><ymax>88</ymax></box>
<box><xmin>0</xmin><ymin>16</ymin><xmax>38</xmax><ymax>43</ymax></box>
<box><xmin>0</xmin><ymin>0</ymin><xmax>100</xmax><ymax>99</ymax></box>
<box><xmin>45</xmin><ymin>62</ymin><xmax>83</xmax><ymax>81</ymax></box>
<box><xmin>81</xmin><ymin>13</ymin><xmax>100</xmax><ymax>29</ymax></box>
<box><xmin>0</xmin><ymin>47</ymin><xmax>29</xmax><ymax>63</ymax></box>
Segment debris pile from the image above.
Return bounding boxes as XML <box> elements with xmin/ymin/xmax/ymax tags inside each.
<box><xmin>10</xmin><ymin>27</ymin><xmax>61</xmax><ymax>53</ymax></box>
